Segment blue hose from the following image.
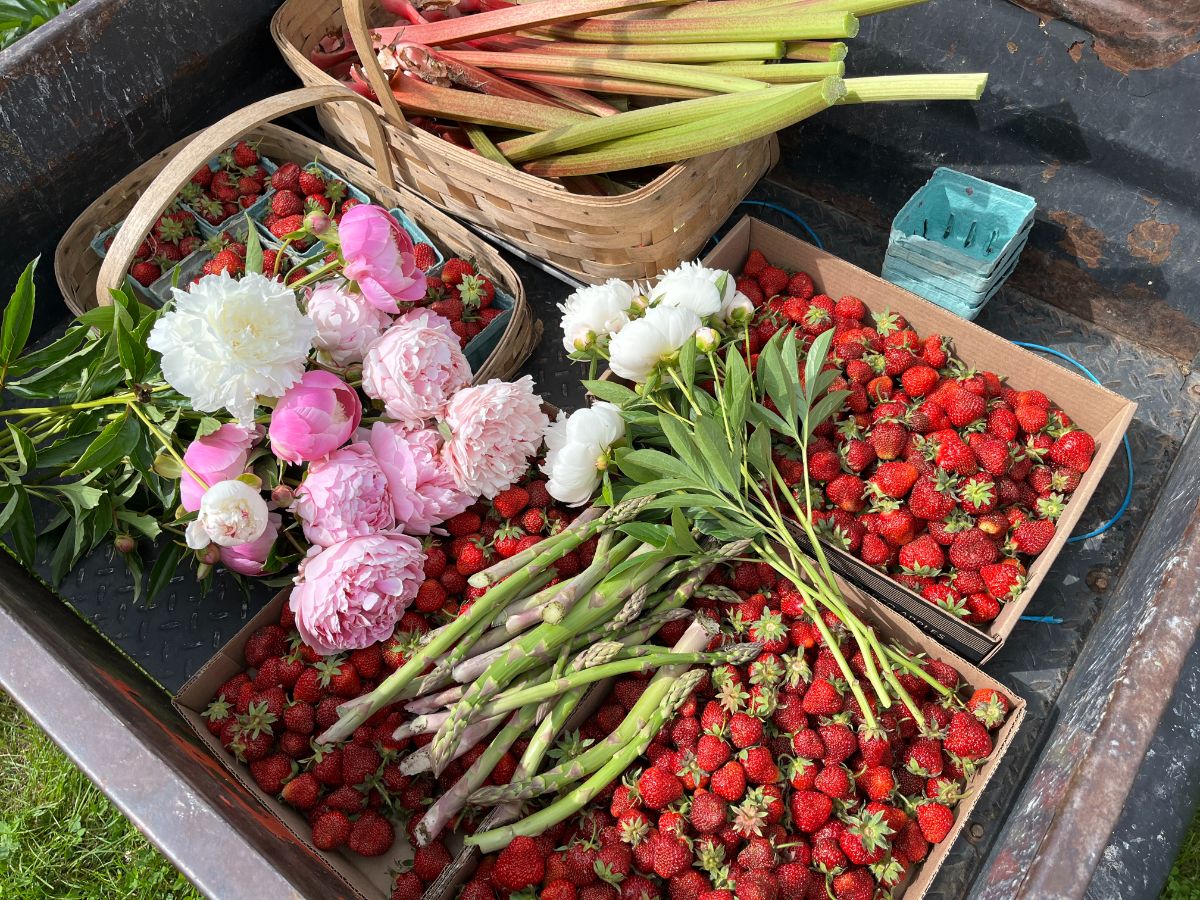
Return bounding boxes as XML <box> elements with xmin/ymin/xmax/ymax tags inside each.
<box><xmin>1010</xmin><ymin>342</ymin><xmax>1134</xmax><ymax>543</ymax></box>
<box><xmin>735</xmin><ymin>200</ymin><xmax>825</xmax><ymax>250</ymax></box>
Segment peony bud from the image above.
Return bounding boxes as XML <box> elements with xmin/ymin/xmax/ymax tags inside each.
<box><xmin>196</xmin><ymin>544</ymin><xmax>221</xmax><ymax>566</ymax></box>
<box><xmin>694</xmin><ymin>326</ymin><xmax>720</xmax><ymax>353</ymax></box>
<box><xmin>723</xmin><ymin>293</ymin><xmax>756</xmax><ymax>325</ymax></box>
<box><xmin>272</xmin><ymin>484</ymin><xmax>296</xmax><ymax>508</ymax></box>
<box><xmin>305</xmin><ymin>211</ymin><xmax>332</xmax><ymax>237</ymax></box>
<box><xmin>114</xmin><ymin>534</ymin><xmax>137</xmax><ymax>554</ymax></box>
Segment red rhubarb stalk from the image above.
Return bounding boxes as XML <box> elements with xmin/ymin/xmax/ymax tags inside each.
<box><xmin>390</xmin><ymin>75</ymin><xmax>591</xmax><ymax>131</ymax></box>
<box><xmin>389</xmin><ymin>42</ymin><xmax>582</xmax><ymax>109</ymax></box>
<box><xmin>494</xmin><ymin>69</ymin><xmax>713</xmax><ymax>99</ymax></box>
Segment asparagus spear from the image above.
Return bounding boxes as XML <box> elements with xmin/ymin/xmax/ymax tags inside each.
<box><xmin>465</xmin><ymin>669</ymin><xmax>707</xmax><ymax>853</ymax></box>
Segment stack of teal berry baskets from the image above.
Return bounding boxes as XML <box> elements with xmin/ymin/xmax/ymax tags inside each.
<box><xmin>883</xmin><ymin>168</ymin><xmax>1036</xmax><ymax>321</ymax></box>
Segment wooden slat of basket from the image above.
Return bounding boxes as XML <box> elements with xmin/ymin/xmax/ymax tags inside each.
<box><xmin>271</xmin><ymin>0</ymin><xmax>777</xmax><ymax>282</ymax></box>
<box><xmin>54</xmin><ymin>87</ymin><xmax>541</xmax><ymax>384</ymax></box>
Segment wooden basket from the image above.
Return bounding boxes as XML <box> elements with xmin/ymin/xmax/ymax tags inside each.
<box><xmin>55</xmin><ymin>86</ymin><xmax>541</xmax><ymax>385</ymax></box>
<box><xmin>270</xmin><ymin>0</ymin><xmax>779</xmax><ymax>283</ymax></box>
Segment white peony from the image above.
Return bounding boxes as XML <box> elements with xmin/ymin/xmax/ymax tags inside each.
<box><xmin>185</xmin><ymin>479</ymin><xmax>270</xmax><ymax>549</ymax></box>
<box><xmin>558</xmin><ymin>279</ymin><xmax>639</xmax><ymax>353</ymax></box>
<box><xmin>542</xmin><ymin>402</ymin><xmax>626</xmax><ymax>506</ymax></box>
<box><xmin>148</xmin><ymin>272</ymin><xmax>315</xmax><ymax>425</ymax></box>
<box><xmin>607</xmin><ymin>305</ymin><xmax>701</xmax><ymax>383</ymax></box>
<box><xmin>650</xmin><ymin>261</ymin><xmax>734</xmax><ymax>319</ymax></box>
<box><xmin>719</xmin><ymin>290</ymin><xmax>756</xmax><ymax>325</ymax></box>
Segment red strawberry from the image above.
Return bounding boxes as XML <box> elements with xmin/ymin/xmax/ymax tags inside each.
<box><xmin>916</xmin><ymin>802</ymin><xmax>954</xmax><ymax>843</ymax></box>
<box><xmin>298</xmin><ymin>166</ymin><xmax>327</xmax><ymax>195</ymax></box>
<box><xmin>788</xmin><ymin>271</ymin><xmax>816</xmax><ymax>300</ymax></box>
<box><xmin>710</xmin><ymin>761</ymin><xmax>747</xmax><ymax>802</ymax></box>
<box><xmin>271</xmin><ymin>189</ymin><xmax>305</xmax><ymax>217</ymax></box>
<box><xmin>245</xmin><ymin>625</ymin><xmax>286</xmax><ymax>668</ymax></box>
<box><xmin>637</xmin><ymin>767</ymin><xmax>683</xmax><ymax>809</ymax></box>
<box><xmin>311</xmin><ymin>810</ymin><xmax>351</xmax><ymax>850</ymax></box>
<box><xmin>966</xmin><ymin>688</ymin><xmax>1012</xmax><ymax>729</ymax></box>
<box><xmin>249</xmin><ymin>753</ymin><xmax>292</xmax><ymax>794</ymax></box>
<box><xmin>651</xmin><ymin>833</ymin><xmax>693</xmax><ymax>879</ymax></box>
<box><xmin>493</xmin><ymin>836</ymin><xmax>545</xmax><ymax>890</ymax></box>
<box><xmin>789</xmin><ymin>789</ymin><xmax>833</xmax><ymax>832</ymax></box>
<box><xmin>129</xmin><ymin>259</ymin><xmax>161</xmax><ymax>286</ymax></box>
<box><xmin>441</xmin><ymin>257</ymin><xmax>476</xmax><ymax>287</ymax></box>
<box><xmin>757</xmin><ymin>265</ymin><xmax>788</xmax><ymax>297</ymax></box>
<box><xmin>1013</xmin><ymin>518</ymin><xmax>1055</xmax><ymax>555</ymax></box>
<box><xmin>413</xmin><ymin>242</ymin><xmax>438</xmax><ymax>270</ymax></box>
<box><xmin>280</xmin><ymin>772</ymin><xmax>321</xmax><ymax>810</ymax></box>
<box><xmin>945</xmin><ymin>710</ymin><xmax>993</xmax><ymax>759</ymax></box>
<box><xmin>411</xmin><ymin>838</ymin><xmax>452</xmax><ymax>880</ymax></box>
<box><xmin>1049</xmin><ymin>430</ymin><xmax>1095</xmax><ymax>472</ymax></box>
<box><xmin>948</xmin><ymin>528</ymin><xmax>998</xmax><ymax>570</ymax></box>
<box><xmin>493</xmin><ymin>486</ymin><xmax>530</xmax><ymax>520</ymax></box>
<box><xmin>1015</xmin><ymin>402</ymin><xmax>1049</xmax><ymax>434</ymax></box>
<box><xmin>868</xmin><ymin>461</ymin><xmax>918</xmax><ymax>500</ymax></box>
<box><xmin>269</xmin><ymin>214</ymin><xmax>305</xmax><ymax>242</ymax></box>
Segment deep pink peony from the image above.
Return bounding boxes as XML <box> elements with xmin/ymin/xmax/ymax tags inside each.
<box><xmin>361</xmin><ymin>308</ymin><xmax>472</xmax><ymax>428</ymax></box>
<box><xmin>268</xmin><ymin>370</ymin><xmax>363</xmax><ymax>464</ymax></box>
<box><xmin>441</xmin><ymin>375</ymin><xmax>549</xmax><ymax>499</ymax></box>
<box><xmin>220</xmin><ymin>512</ymin><xmax>281</xmax><ymax>577</ymax></box>
<box><xmin>366</xmin><ymin>422</ymin><xmax>473</xmax><ymax>534</ymax></box>
<box><xmin>339</xmin><ymin>205</ymin><xmax>426</xmax><ymax>313</ymax></box>
<box><xmin>180</xmin><ymin>423</ymin><xmax>255</xmax><ymax>512</ymax></box>
<box><xmin>307</xmin><ymin>281</ymin><xmax>390</xmax><ymax>367</ymax></box>
<box><xmin>289</xmin><ymin>531</ymin><xmax>425</xmax><ymax>654</ymax></box>
<box><xmin>293</xmin><ymin>444</ymin><xmax>395</xmax><ymax>547</ymax></box>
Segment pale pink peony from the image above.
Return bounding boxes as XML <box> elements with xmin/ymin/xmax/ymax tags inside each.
<box><xmin>339</xmin><ymin>205</ymin><xmax>426</xmax><ymax>313</ymax></box>
<box><xmin>307</xmin><ymin>281</ymin><xmax>390</xmax><ymax>367</ymax></box>
<box><xmin>268</xmin><ymin>370</ymin><xmax>363</xmax><ymax>464</ymax></box>
<box><xmin>293</xmin><ymin>444</ymin><xmax>395</xmax><ymax>547</ymax></box>
<box><xmin>366</xmin><ymin>422</ymin><xmax>473</xmax><ymax>534</ymax></box>
<box><xmin>361</xmin><ymin>308</ymin><xmax>471</xmax><ymax>428</ymax></box>
<box><xmin>220</xmin><ymin>513</ymin><xmax>281</xmax><ymax>577</ymax></box>
<box><xmin>180</xmin><ymin>424</ymin><xmax>255</xmax><ymax>512</ymax></box>
<box><xmin>289</xmin><ymin>531</ymin><xmax>425</xmax><ymax>654</ymax></box>
<box><xmin>441</xmin><ymin>376</ymin><xmax>549</xmax><ymax>499</ymax></box>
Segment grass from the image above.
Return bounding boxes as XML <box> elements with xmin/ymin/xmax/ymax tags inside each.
<box><xmin>0</xmin><ymin>0</ymin><xmax>78</xmax><ymax>50</ymax></box>
<box><xmin>1164</xmin><ymin>812</ymin><xmax>1200</xmax><ymax>900</ymax></box>
<box><xmin>0</xmin><ymin>690</ymin><xmax>201</xmax><ymax>900</ymax></box>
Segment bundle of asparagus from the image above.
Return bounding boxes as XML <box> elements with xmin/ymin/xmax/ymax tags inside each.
<box><xmin>309</xmin><ymin>0</ymin><xmax>986</xmax><ymax>183</ymax></box>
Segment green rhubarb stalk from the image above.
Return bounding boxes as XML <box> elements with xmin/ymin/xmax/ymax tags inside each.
<box><xmin>464</xmin><ymin>124</ymin><xmax>516</xmax><ymax>166</ymax></box>
<box><xmin>700</xmin><ymin>60</ymin><xmax>844</xmax><ymax>81</ymax></box>
<box><xmin>316</xmin><ymin>500</ymin><xmax>645</xmax><ymax>744</ymax></box>
<box><xmin>499</xmin><ymin>83</ymin><xmax>808</xmax><ymax>162</ymax></box>
<box><xmin>495</xmin><ymin>69</ymin><xmax>713</xmax><ymax>99</ymax></box>
<box><xmin>446</xmin><ymin>50</ymin><xmax>771</xmax><ymax>93</ymax></box>
<box><xmin>372</xmin><ymin>0</ymin><xmax>692</xmax><ymax>47</ymax></box>
<box><xmin>800</xmin><ymin>0</ymin><xmax>928</xmax><ymax>14</ymax></box>
<box><xmin>413</xmin><ymin>704</ymin><xmax>539</xmax><ymax>846</ymax></box>
<box><xmin>838</xmin><ymin>73</ymin><xmax>988</xmax><ymax>103</ymax></box>
<box><xmin>391</xmin><ymin>76</ymin><xmax>589</xmax><ymax>132</ymax></box>
<box><xmin>785</xmin><ymin>40</ymin><xmax>848</xmax><ymax>61</ymax></box>
<box><xmin>524</xmin><ymin>77</ymin><xmax>841</xmax><ymax>177</ymax></box>
<box><xmin>472</xmin><ymin>38</ymin><xmax>787</xmax><ymax>62</ymax></box>
<box><xmin>608</xmin><ymin>0</ymin><xmax>814</xmax><ymax>21</ymax></box>
<box><xmin>465</xmin><ymin>669</ymin><xmax>707</xmax><ymax>853</ymax></box>
<box><xmin>536</xmin><ymin>8</ymin><xmax>859</xmax><ymax>43</ymax></box>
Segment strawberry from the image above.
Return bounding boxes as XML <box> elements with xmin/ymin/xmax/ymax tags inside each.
<box><xmin>980</xmin><ymin>562</ymin><xmax>1024</xmax><ymax>601</ymax></box>
<box><xmin>742</xmin><ymin>248</ymin><xmax>770</xmax><ymax>276</ymax></box>
<box><xmin>271</xmin><ymin>190</ymin><xmax>305</xmax><ymax>217</ymax></box>
<box><xmin>901</xmin><ymin>364</ymin><xmax>939</xmax><ymax>398</ymax></box>
<box><xmin>391</xmin><ymin>872</ymin><xmax>425</xmax><ymax>899</ymax></box>
<box><xmin>282</xmin><ymin>701</ymin><xmax>315</xmax><ymax>735</ymax></box>
<box><xmin>441</xmin><ymin>257</ymin><xmax>476</xmax><ymax>287</ymax></box>
<box><xmin>637</xmin><ymin>766</ymin><xmax>683</xmax><ymax>809</ymax></box>
<box><xmin>651</xmin><ymin>833</ymin><xmax>693</xmax><ymax>879</ymax></box>
<box><xmin>412</xmin><ymin>838</ymin><xmax>452</xmax><ymax>881</ymax></box>
<box><xmin>916</xmin><ymin>801</ymin><xmax>954</xmax><ymax>843</ymax></box>
<box><xmin>710</xmin><ymin>761</ymin><xmax>747</xmax><ymax>802</ymax></box>
<box><xmin>1015</xmin><ymin>402</ymin><xmax>1049</xmax><ymax>434</ymax></box>
<box><xmin>966</xmin><ymin>688</ymin><xmax>1012</xmax><ymax>729</ymax></box>
<box><xmin>245</xmin><ymin>625</ymin><xmax>286</xmax><ymax>668</ymax></box>
<box><xmin>249</xmin><ymin>753</ymin><xmax>292</xmax><ymax>794</ymax></box>
<box><xmin>311</xmin><ymin>809</ymin><xmax>351</xmax><ymax>850</ymax></box>
<box><xmin>826</xmin><ymin>474</ymin><xmax>866</xmax><ymax>513</ymax></box>
<box><xmin>868</xmin><ymin>461</ymin><xmax>918</xmax><ymax>499</ymax></box>
<box><xmin>446</xmin><ymin>510</ymin><xmax>482</xmax><ymax>536</ymax></box>
<box><xmin>897</xmin><ymin>534</ymin><xmax>944</xmax><ymax>575</ymax></box>
<box><xmin>1012</xmin><ymin>518</ymin><xmax>1055</xmax><ymax>555</ymax></box>
<box><xmin>689</xmin><ymin>790</ymin><xmax>727</xmax><ymax>834</ymax></box>
<box><xmin>493</xmin><ymin>486</ymin><xmax>529</xmax><ymax>520</ymax></box>
<box><xmin>458</xmin><ymin>273</ymin><xmax>496</xmax><ymax>309</ymax></box>
<box><xmin>965</xmin><ymin>592</ymin><xmax>1001</xmax><ymax>623</ymax></box>
<box><xmin>831</xmin><ymin>868</ymin><xmax>874</xmax><ymax>900</ymax></box>
<box><xmin>413</xmin><ymin>242</ymin><xmax>438</xmax><ymax>270</ymax></box>
<box><xmin>959</xmin><ymin>473</ymin><xmax>997</xmax><ymax>515</ymax></box>
<box><xmin>1048</xmin><ymin>430</ymin><xmax>1095</xmax><ymax>472</ymax></box>
<box><xmin>945</xmin><ymin>710</ymin><xmax>993</xmax><ymax>760</ymax></box>
<box><xmin>757</xmin><ymin>265</ymin><xmax>788</xmax><ymax>298</ymax></box>
<box><xmin>789</xmin><ymin>789</ymin><xmax>833</xmax><ymax>832</ymax></box>
<box><xmin>788</xmin><ymin>271</ymin><xmax>816</xmax><ymax>300</ymax></box>
<box><xmin>269</xmin><ymin>214</ymin><xmax>305</xmax><ymax>242</ymax></box>
<box><xmin>542</xmin><ymin>881</ymin><xmax>578</xmax><ymax>900</ymax></box>
<box><xmin>298</xmin><ymin>165</ymin><xmax>327</xmax><ymax>196</ymax></box>
<box><xmin>280</xmin><ymin>772</ymin><xmax>321</xmax><ymax>810</ymax></box>
<box><xmin>948</xmin><ymin>528</ymin><xmax>998</xmax><ymax>570</ymax></box>
<box><xmin>493</xmin><ymin>835</ymin><xmax>545</xmax><ymax>890</ymax></box>
<box><xmin>129</xmin><ymin>260</ymin><xmax>161</xmax><ymax>286</ymax></box>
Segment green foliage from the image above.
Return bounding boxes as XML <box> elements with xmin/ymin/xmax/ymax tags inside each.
<box><xmin>0</xmin><ymin>691</ymin><xmax>201</xmax><ymax>899</ymax></box>
<box><xmin>1164</xmin><ymin>812</ymin><xmax>1200</xmax><ymax>900</ymax></box>
<box><xmin>0</xmin><ymin>0</ymin><xmax>76</xmax><ymax>50</ymax></box>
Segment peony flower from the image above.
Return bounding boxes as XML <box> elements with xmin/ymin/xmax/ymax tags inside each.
<box><xmin>220</xmin><ymin>513</ymin><xmax>281</xmax><ymax>577</ymax></box>
<box><xmin>542</xmin><ymin>402</ymin><xmax>625</xmax><ymax>506</ymax></box>
<box><xmin>147</xmin><ymin>272</ymin><xmax>315</xmax><ymax>425</ymax></box>
<box><xmin>268</xmin><ymin>370</ymin><xmax>363</xmax><ymax>464</ymax></box>
<box><xmin>558</xmin><ymin>279</ymin><xmax>639</xmax><ymax>353</ymax></box>
<box><xmin>366</xmin><ymin>422</ymin><xmax>473</xmax><ymax>534</ymax></box>
<box><xmin>292</xmin><ymin>444</ymin><xmax>395</xmax><ymax>548</ymax></box>
<box><xmin>441</xmin><ymin>376</ymin><xmax>549</xmax><ymax>499</ymax></box>
<box><xmin>290</xmin><ymin>531</ymin><xmax>425</xmax><ymax>654</ymax></box>
<box><xmin>607</xmin><ymin>305</ymin><xmax>702</xmax><ymax>382</ymax></box>
<box><xmin>339</xmin><ymin>205</ymin><xmax>426</xmax><ymax>313</ymax></box>
<box><xmin>362</xmin><ymin>308</ymin><xmax>472</xmax><ymax>428</ymax></box>
<box><xmin>307</xmin><ymin>281</ymin><xmax>390</xmax><ymax>367</ymax></box>
<box><xmin>650</xmin><ymin>261</ymin><xmax>734</xmax><ymax>318</ymax></box>
<box><xmin>180</xmin><ymin>423</ymin><xmax>255</xmax><ymax>512</ymax></box>
<box><xmin>185</xmin><ymin>479</ymin><xmax>270</xmax><ymax>549</ymax></box>
<box><xmin>719</xmin><ymin>290</ymin><xmax>756</xmax><ymax>325</ymax></box>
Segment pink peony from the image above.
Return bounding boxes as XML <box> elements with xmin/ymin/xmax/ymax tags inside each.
<box><xmin>361</xmin><ymin>308</ymin><xmax>472</xmax><ymax>428</ymax></box>
<box><xmin>180</xmin><ymin>423</ymin><xmax>255</xmax><ymax>512</ymax></box>
<box><xmin>307</xmin><ymin>282</ymin><xmax>390</xmax><ymax>367</ymax></box>
<box><xmin>220</xmin><ymin>513</ymin><xmax>281</xmax><ymax>577</ymax></box>
<box><xmin>293</xmin><ymin>444</ymin><xmax>395</xmax><ymax>547</ymax></box>
<box><xmin>289</xmin><ymin>531</ymin><xmax>425</xmax><ymax>654</ymax></box>
<box><xmin>366</xmin><ymin>422</ymin><xmax>473</xmax><ymax>534</ymax></box>
<box><xmin>339</xmin><ymin>205</ymin><xmax>426</xmax><ymax>313</ymax></box>
<box><xmin>441</xmin><ymin>375</ymin><xmax>549</xmax><ymax>499</ymax></box>
<box><xmin>268</xmin><ymin>370</ymin><xmax>363</xmax><ymax>464</ymax></box>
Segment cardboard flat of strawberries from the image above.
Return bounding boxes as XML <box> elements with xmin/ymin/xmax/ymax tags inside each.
<box><xmin>176</xmin><ymin>575</ymin><xmax>1025</xmax><ymax>900</ymax></box>
<box><xmin>705</xmin><ymin>216</ymin><xmax>1137</xmax><ymax>663</ymax></box>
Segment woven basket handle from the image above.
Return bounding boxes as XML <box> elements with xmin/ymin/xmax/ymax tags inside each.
<box><xmin>96</xmin><ymin>85</ymin><xmax>394</xmax><ymax>302</ymax></box>
<box><xmin>342</xmin><ymin>0</ymin><xmax>412</xmax><ymax>132</ymax></box>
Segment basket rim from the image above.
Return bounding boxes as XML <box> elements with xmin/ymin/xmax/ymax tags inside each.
<box><xmin>269</xmin><ymin>0</ymin><xmax>777</xmax><ymax>210</ymax></box>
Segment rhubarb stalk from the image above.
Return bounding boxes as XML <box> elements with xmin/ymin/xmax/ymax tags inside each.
<box><xmin>390</xmin><ymin>75</ymin><xmax>590</xmax><ymax>131</ymax></box>
<box><xmin>496</xmin><ymin>69</ymin><xmax>713</xmax><ymax>99</ymax></box>
<box><xmin>785</xmin><ymin>40</ymin><xmax>848</xmax><ymax>60</ymax></box>
<box><xmin>838</xmin><ymin>73</ymin><xmax>988</xmax><ymax>103</ymax></box>
<box><xmin>536</xmin><ymin>8</ymin><xmax>860</xmax><ymax>43</ymax></box>
<box><xmin>700</xmin><ymin>60</ymin><xmax>845</xmax><ymax>81</ymax></box>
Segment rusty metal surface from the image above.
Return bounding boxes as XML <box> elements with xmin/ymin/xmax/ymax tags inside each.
<box><xmin>770</xmin><ymin>0</ymin><xmax>1200</xmax><ymax>360</ymax></box>
<box><xmin>0</xmin><ymin>552</ymin><xmax>346</xmax><ymax>900</ymax></box>
<box><xmin>977</xmin><ymin>418</ymin><xmax>1200</xmax><ymax>899</ymax></box>
<box><xmin>1011</xmin><ymin>0</ymin><xmax>1200</xmax><ymax>72</ymax></box>
<box><xmin>0</xmin><ymin>0</ymin><xmax>292</xmax><ymax>336</ymax></box>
